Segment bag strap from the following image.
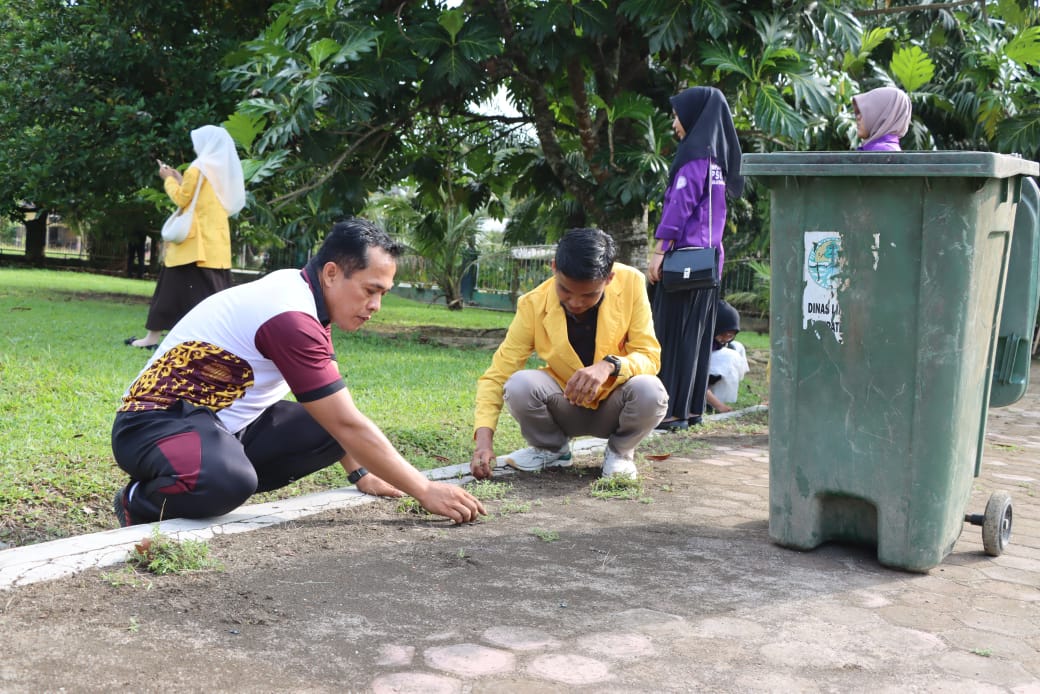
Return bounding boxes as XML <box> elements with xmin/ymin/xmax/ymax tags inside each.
<box><xmin>707</xmin><ymin>161</ymin><xmax>713</xmax><ymax>249</ymax></box>
<box><xmin>181</xmin><ymin>170</ymin><xmax>204</xmax><ymax>214</ymax></box>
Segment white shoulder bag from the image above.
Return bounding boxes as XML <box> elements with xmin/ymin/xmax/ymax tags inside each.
<box><xmin>160</xmin><ymin>173</ymin><xmax>204</xmax><ymax>243</ymax></box>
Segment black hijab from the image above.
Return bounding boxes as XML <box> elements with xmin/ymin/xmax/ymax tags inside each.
<box><xmin>668</xmin><ymin>86</ymin><xmax>744</xmax><ymax>198</ymax></box>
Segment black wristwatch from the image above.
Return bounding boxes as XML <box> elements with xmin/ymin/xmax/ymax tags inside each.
<box><xmin>347</xmin><ymin>467</ymin><xmax>369</xmax><ymax>484</ymax></box>
<box><xmin>603</xmin><ymin>354</ymin><xmax>622</xmax><ymax>377</ymax></box>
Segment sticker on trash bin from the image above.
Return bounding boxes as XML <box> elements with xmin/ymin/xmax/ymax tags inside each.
<box><xmin>803</xmin><ymin>231</ymin><xmax>843</xmax><ymax>343</ymax></box>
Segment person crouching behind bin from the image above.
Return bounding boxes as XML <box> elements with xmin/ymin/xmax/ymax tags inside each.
<box><xmin>705</xmin><ymin>299</ymin><xmax>749</xmax><ymax>414</ymax></box>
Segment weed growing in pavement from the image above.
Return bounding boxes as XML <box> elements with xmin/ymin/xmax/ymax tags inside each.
<box><xmin>531</xmin><ymin>528</ymin><xmax>559</xmax><ymax>542</ymax></box>
<box><xmin>126</xmin><ymin>528</ymin><xmax>223</xmax><ymax>576</ymax></box>
<box><xmin>395</xmin><ymin>497</ymin><xmax>431</xmax><ymax>516</ymax></box>
<box><xmin>971</xmin><ymin>648</ymin><xmax>993</xmax><ymax>657</ymax></box>
<box><xmin>499</xmin><ymin>500</ymin><xmax>532</xmax><ymax>514</ymax></box>
<box><xmin>590</xmin><ymin>475</ymin><xmax>644</xmax><ymax>500</ymax></box>
<box><xmin>466</xmin><ymin>480</ymin><xmax>513</xmax><ymax>501</ymax></box>
<box><xmin>127</xmin><ymin>617</ymin><xmax>140</xmax><ymax>633</ymax></box>
<box><xmin>101</xmin><ymin>568</ymin><xmax>154</xmax><ymax>589</ymax></box>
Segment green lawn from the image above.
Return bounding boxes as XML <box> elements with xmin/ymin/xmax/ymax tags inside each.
<box><xmin>0</xmin><ymin>268</ymin><xmax>768</xmax><ymax>546</ymax></box>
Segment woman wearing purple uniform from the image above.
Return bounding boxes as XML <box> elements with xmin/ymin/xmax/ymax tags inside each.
<box><xmin>647</xmin><ymin>86</ymin><xmax>744</xmax><ymax>430</ymax></box>
<box><xmin>852</xmin><ymin>87</ymin><xmax>911</xmax><ymax>152</ymax></box>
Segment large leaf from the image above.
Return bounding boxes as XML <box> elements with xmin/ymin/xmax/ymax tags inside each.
<box><xmin>222</xmin><ymin>113</ymin><xmax>266</xmax><ymax>153</ymax></box>
<box><xmin>700</xmin><ymin>43</ymin><xmax>754</xmax><ymax>80</ymax></box>
<box><xmin>307</xmin><ymin>38</ymin><xmax>340</xmax><ymax>68</ymax></box>
<box><xmin>1005</xmin><ymin>26</ymin><xmax>1040</xmax><ymax>68</ymax></box>
<box><xmin>996</xmin><ymin>110</ymin><xmax>1040</xmax><ymax>159</ymax></box>
<box><xmin>890</xmin><ymin>45</ymin><xmax>934</xmax><ymax>92</ymax></box>
<box><xmin>618</xmin><ymin>0</ymin><xmax>694</xmax><ymax>54</ymax></box>
<box><xmin>753</xmin><ymin>85</ymin><xmax>807</xmax><ymax>142</ymax></box>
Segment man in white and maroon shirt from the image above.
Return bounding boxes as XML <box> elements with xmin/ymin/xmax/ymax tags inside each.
<box><xmin>111</xmin><ymin>218</ymin><xmax>486</xmax><ymax>526</ymax></box>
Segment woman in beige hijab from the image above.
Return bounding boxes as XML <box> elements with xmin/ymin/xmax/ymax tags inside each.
<box><xmin>852</xmin><ymin>87</ymin><xmax>911</xmax><ymax>151</ymax></box>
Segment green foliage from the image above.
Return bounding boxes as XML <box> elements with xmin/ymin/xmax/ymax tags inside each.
<box><xmin>395</xmin><ymin>497</ymin><xmax>430</xmax><ymax>516</ymax></box>
<box><xmin>725</xmin><ymin>260</ymin><xmax>771</xmax><ymax>319</ymax></box>
<box><xmin>890</xmin><ymin>46</ymin><xmax>935</xmax><ymax>92</ymax></box>
<box><xmin>530</xmin><ymin>527</ymin><xmax>560</xmax><ymax>542</ymax></box>
<box><xmin>589</xmin><ymin>475</ymin><xmax>645</xmax><ymax>500</ymax></box>
<box><xmin>0</xmin><ymin>0</ymin><xmax>274</xmax><ymax>235</ymax></box>
<box><xmin>127</xmin><ymin>527</ymin><xmax>224</xmax><ymax>575</ymax></box>
<box><xmin>465</xmin><ymin>480</ymin><xmax>514</xmax><ymax>501</ymax></box>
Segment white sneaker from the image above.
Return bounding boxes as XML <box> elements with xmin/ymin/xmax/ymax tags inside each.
<box><xmin>602</xmin><ymin>447</ymin><xmax>638</xmax><ymax>479</ymax></box>
<box><xmin>504</xmin><ymin>444</ymin><xmax>572</xmax><ymax>472</ymax></box>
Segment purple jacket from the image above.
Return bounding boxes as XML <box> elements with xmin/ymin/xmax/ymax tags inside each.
<box><xmin>859</xmin><ymin>133</ymin><xmax>902</xmax><ymax>152</ymax></box>
<box><xmin>655</xmin><ymin>157</ymin><xmax>728</xmax><ymax>272</ymax></box>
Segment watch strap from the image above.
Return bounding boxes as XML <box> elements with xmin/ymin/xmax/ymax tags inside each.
<box><xmin>347</xmin><ymin>467</ymin><xmax>369</xmax><ymax>484</ymax></box>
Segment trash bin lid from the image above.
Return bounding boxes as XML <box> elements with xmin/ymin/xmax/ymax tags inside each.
<box><xmin>741</xmin><ymin>152</ymin><xmax>1040</xmax><ymax>178</ymax></box>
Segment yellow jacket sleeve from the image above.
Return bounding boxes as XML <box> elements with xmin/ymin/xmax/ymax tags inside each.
<box><xmin>163</xmin><ymin>166</ymin><xmax>232</xmax><ymax>269</ymax></box>
<box><xmin>473</xmin><ymin>263</ymin><xmax>661</xmax><ymax>433</ymax></box>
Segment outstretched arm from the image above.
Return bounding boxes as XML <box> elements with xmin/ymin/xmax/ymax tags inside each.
<box><xmin>303</xmin><ymin>388</ymin><xmax>486</xmax><ymax>523</ymax></box>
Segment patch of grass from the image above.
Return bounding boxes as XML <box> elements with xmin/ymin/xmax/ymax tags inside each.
<box><xmin>530</xmin><ymin>527</ymin><xmax>559</xmax><ymax>542</ymax></box>
<box><xmin>499</xmin><ymin>500</ymin><xmax>532</xmax><ymax>514</ymax></box>
<box><xmin>371</xmin><ymin>293</ymin><xmax>514</xmax><ymax>331</ymax></box>
<box><xmin>126</xmin><ymin>528</ymin><xmax>224</xmax><ymax>575</ymax></box>
<box><xmin>394</xmin><ymin>497</ymin><xmax>430</xmax><ymax>516</ymax></box>
<box><xmin>101</xmin><ymin>568</ymin><xmax>154</xmax><ymax>589</ymax></box>
<box><xmin>465</xmin><ymin>479</ymin><xmax>513</xmax><ymax>501</ymax></box>
<box><xmin>971</xmin><ymin>648</ymin><xmax>992</xmax><ymax>657</ymax></box>
<box><xmin>0</xmin><ymin>269</ymin><xmax>529</xmax><ymax>546</ymax></box>
<box><xmin>589</xmin><ymin>475</ymin><xmax>645</xmax><ymax>500</ymax></box>
<box><xmin>699</xmin><ymin>408</ymin><xmax>769</xmax><ymax>435</ymax></box>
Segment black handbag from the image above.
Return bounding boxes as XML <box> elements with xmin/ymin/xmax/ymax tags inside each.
<box><xmin>660</xmin><ymin>246</ymin><xmax>719</xmax><ymax>292</ymax></box>
<box><xmin>658</xmin><ymin>161</ymin><xmax>721</xmax><ymax>292</ymax></box>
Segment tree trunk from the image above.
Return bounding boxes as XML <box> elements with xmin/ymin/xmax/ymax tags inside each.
<box><xmin>602</xmin><ymin>206</ymin><xmax>649</xmax><ymax>272</ymax></box>
<box><xmin>24</xmin><ymin>213</ymin><xmax>47</xmax><ymax>265</ymax></box>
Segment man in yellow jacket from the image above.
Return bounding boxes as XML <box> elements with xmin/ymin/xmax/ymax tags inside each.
<box><xmin>470</xmin><ymin>228</ymin><xmax>668</xmax><ymax>480</ymax></box>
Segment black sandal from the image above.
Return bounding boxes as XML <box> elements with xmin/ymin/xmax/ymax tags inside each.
<box><xmin>124</xmin><ymin>337</ymin><xmax>158</xmax><ymax>350</ymax></box>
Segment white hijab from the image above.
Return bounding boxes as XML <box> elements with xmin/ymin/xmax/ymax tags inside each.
<box><xmin>190</xmin><ymin>125</ymin><xmax>246</xmax><ymax>216</ymax></box>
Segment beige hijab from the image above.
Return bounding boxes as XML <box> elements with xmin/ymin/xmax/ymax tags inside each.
<box><xmin>853</xmin><ymin>87</ymin><xmax>911</xmax><ymax>145</ymax></box>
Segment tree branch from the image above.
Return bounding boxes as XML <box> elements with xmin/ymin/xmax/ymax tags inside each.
<box><xmin>854</xmin><ymin>0</ymin><xmax>980</xmax><ymax>17</ymax></box>
<box><xmin>568</xmin><ymin>57</ymin><xmax>602</xmax><ymax>179</ymax></box>
<box><xmin>270</xmin><ymin>125</ymin><xmax>389</xmax><ymax>210</ymax></box>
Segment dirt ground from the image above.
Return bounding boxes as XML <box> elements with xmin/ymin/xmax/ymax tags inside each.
<box><xmin>0</xmin><ymin>431</ymin><xmax>807</xmax><ymax>692</ymax></box>
<box><xmin>3</xmin><ymin>405</ymin><xmax>1037</xmax><ymax>693</ymax></box>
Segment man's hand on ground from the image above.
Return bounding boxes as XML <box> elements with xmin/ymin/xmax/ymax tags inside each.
<box><xmin>471</xmin><ymin>427</ymin><xmax>496</xmax><ymax>479</ymax></box>
<box><xmin>416</xmin><ymin>483</ymin><xmax>487</xmax><ymax>524</ymax></box>
<box><xmin>356</xmin><ymin>472</ymin><xmax>406</xmax><ymax>498</ymax></box>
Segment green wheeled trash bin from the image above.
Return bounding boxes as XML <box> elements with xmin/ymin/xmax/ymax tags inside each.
<box><xmin>740</xmin><ymin>152</ymin><xmax>1040</xmax><ymax>572</ymax></box>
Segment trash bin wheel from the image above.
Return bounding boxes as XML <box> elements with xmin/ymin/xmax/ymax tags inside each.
<box><xmin>982</xmin><ymin>491</ymin><xmax>1013</xmax><ymax>557</ymax></box>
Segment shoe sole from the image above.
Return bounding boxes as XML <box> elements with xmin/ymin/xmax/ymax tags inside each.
<box><xmin>504</xmin><ymin>455</ymin><xmax>573</xmax><ymax>472</ymax></box>
<box><xmin>113</xmin><ymin>489</ymin><xmax>132</xmax><ymax>527</ymax></box>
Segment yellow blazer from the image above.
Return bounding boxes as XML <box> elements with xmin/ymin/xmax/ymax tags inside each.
<box><xmin>474</xmin><ymin>262</ymin><xmax>661</xmax><ymax>433</ymax></box>
<box><xmin>163</xmin><ymin>166</ymin><xmax>232</xmax><ymax>269</ymax></box>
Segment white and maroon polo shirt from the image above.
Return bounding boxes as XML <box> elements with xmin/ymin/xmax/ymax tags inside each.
<box><xmin>119</xmin><ymin>265</ymin><xmax>344</xmax><ymax>433</ymax></box>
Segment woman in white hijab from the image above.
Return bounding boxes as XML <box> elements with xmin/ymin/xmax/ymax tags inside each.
<box><xmin>851</xmin><ymin>87</ymin><xmax>911</xmax><ymax>152</ymax></box>
<box><xmin>127</xmin><ymin>125</ymin><xmax>246</xmax><ymax>349</ymax></box>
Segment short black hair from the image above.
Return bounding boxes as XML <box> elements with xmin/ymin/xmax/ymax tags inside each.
<box><xmin>554</xmin><ymin>227</ymin><xmax>616</xmax><ymax>281</ymax></box>
<box><xmin>314</xmin><ymin>218</ymin><xmax>403</xmax><ymax>276</ymax></box>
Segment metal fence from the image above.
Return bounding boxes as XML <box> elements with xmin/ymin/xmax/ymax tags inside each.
<box><xmin>394</xmin><ymin>247</ymin><xmax>766</xmax><ymax>308</ymax></box>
